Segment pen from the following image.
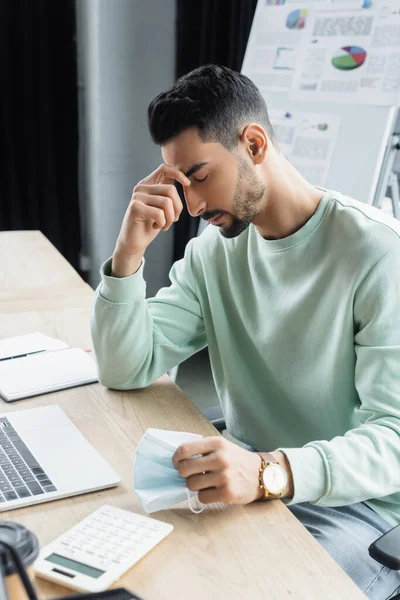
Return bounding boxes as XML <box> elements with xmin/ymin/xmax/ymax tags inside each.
<box><xmin>0</xmin><ymin>349</ymin><xmax>46</xmax><ymax>362</ymax></box>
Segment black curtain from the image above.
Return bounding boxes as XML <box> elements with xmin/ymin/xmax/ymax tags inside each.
<box><xmin>174</xmin><ymin>0</ymin><xmax>258</xmax><ymax>261</ymax></box>
<box><xmin>0</xmin><ymin>0</ymin><xmax>81</xmax><ymax>270</ymax></box>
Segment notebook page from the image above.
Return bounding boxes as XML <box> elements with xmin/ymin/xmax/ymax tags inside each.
<box><xmin>0</xmin><ymin>333</ymin><xmax>69</xmax><ymax>360</ymax></box>
<box><xmin>0</xmin><ymin>348</ymin><xmax>98</xmax><ymax>401</ymax></box>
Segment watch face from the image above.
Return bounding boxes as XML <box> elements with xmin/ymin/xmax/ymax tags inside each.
<box><xmin>262</xmin><ymin>463</ymin><xmax>288</xmax><ymax>494</ymax></box>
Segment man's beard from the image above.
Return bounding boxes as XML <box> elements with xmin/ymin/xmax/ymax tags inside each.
<box><xmin>201</xmin><ymin>156</ymin><xmax>265</xmax><ymax>239</ymax></box>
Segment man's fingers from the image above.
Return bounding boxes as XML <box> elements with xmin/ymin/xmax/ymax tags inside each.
<box><xmin>131</xmin><ymin>193</ymin><xmax>176</xmax><ymax>230</ymax></box>
<box><xmin>198</xmin><ymin>486</ymin><xmax>229</xmax><ymax>505</ymax></box>
<box><xmin>135</xmin><ymin>184</ymin><xmax>183</xmax><ymax>221</ymax></box>
<box><xmin>140</xmin><ymin>164</ymin><xmax>191</xmax><ymax>188</ymax></box>
<box><xmin>173</xmin><ymin>436</ymin><xmax>227</xmax><ymax>467</ymax></box>
<box><xmin>186</xmin><ymin>470</ymin><xmax>221</xmax><ymax>492</ymax></box>
<box><xmin>172</xmin><ymin>169</ymin><xmax>191</xmax><ymax>188</ymax></box>
<box><xmin>132</xmin><ymin>203</ymin><xmax>166</xmax><ymax>230</ymax></box>
<box><xmin>176</xmin><ymin>453</ymin><xmax>222</xmax><ymax>478</ymax></box>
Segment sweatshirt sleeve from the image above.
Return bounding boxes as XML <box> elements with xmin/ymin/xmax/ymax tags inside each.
<box><xmin>278</xmin><ymin>246</ymin><xmax>400</xmax><ymax>507</ymax></box>
<box><xmin>90</xmin><ymin>239</ymin><xmax>207</xmax><ymax>389</ymax></box>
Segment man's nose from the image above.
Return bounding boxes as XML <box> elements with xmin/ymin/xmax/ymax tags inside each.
<box><xmin>184</xmin><ymin>187</ymin><xmax>207</xmax><ymax>218</ymax></box>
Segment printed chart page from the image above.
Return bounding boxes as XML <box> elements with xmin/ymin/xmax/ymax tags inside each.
<box><xmin>292</xmin><ymin>1</ymin><xmax>400</xmax><ymax>105</ymax></box>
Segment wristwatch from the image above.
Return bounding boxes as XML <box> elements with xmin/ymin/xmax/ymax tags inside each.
<box><xmin>258</xmin><ymin>453</ymin><xmax>288</xmax><ymax>499</ymax></box>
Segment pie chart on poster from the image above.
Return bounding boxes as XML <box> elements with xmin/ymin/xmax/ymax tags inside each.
<box><xmin>286</xmin><ymin>9</ymin><xmax>308</xmax><ymax>30</ymax></box>
<box><xmin>332</xmin><ymin>46</ymin><xmax>367</xmax><ymax>70</ymax></box>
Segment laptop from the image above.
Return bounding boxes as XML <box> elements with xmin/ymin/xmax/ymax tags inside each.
<box><xmin>0</xmin><ymin>405</ymin><xmax>121</xmax><ymax>511</ymax></box>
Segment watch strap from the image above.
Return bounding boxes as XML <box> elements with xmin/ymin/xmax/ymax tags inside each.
<box><xmin>258</xmin><ymin>452</ymin><xmax>278</xmax><ymax>466</ymax></box>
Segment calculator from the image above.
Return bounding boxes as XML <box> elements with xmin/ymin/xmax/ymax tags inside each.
<box><xmin>34</xmin><ymin>504</ymin><xmax>173</xmax><ymax>593</ymax></box>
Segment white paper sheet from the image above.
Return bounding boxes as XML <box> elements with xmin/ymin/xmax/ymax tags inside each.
<box><xmin>242</xmin><ymin>2</ymin><xmax>320</xmax><ymax>93</ymax></box>
<box><xmin>0</xmin><ymin>332</ymin><xmax>69</xmax><ymax>361</ymax></box>
<box><xmin>270</xmin><ymin>110</ymin><xmax>341</xmax><ymax>186</ymax></box>
<box><xmin>291</xmin><ymin>1</ymin><xmax>400</xmax><ymax>105</ymax></box>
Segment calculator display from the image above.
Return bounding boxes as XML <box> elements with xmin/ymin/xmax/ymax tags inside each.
<box><xmin>46</xmin><ymin>553</ymin><xmax>105</xmax><ymax>579</ymax></box>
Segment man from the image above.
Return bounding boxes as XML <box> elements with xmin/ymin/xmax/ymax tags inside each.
<box><xmin>91</xmin><ymin>65</ymin><xmax>400</xmax><ymax>598</ymax></box>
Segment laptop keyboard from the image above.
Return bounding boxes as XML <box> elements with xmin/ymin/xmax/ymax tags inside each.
<box><xmin>0</xmin><ymin>417</ymin><xmax>57</xmax><ymax>503</ymax></box>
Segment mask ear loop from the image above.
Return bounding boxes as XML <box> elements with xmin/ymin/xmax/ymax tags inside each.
<box><xmin>186</xmin><ymin>488</ymin><xmax>205</xmax><ymax>514</ymax></box>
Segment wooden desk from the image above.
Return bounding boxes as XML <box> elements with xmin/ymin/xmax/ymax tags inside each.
<box><xmin>0</xmin><ymin>232</ymin><xmax>366</xmax><ymax>600</ymax></box>
<box><xmin>0</xmin><ymin>231</ymin><xmax>92</xmax><ymax>312</ymax></box>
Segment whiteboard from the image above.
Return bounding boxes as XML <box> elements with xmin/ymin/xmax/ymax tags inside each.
<box><xmin>242</xmin><ymin>1</ymin><xmax>398</xmax><ymax>205</ymax></box>
<box><xmin>251</xmin><ymin>91</ymin><xmax>397</xmax><ymax>204</ymax></box>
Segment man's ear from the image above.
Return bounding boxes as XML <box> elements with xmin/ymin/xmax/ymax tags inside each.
<box><xmin>240</xmin><ymin>124</ymin><xmax>268</xmax><ymax>165</ymax></box>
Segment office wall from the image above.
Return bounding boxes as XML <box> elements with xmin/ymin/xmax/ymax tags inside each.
<box><xmin>76</xmin><ymin>0</ymin><xmax>176</xmax><ymax>295</ymax></box>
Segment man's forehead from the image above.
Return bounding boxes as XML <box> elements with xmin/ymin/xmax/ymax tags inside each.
<box><xmin>162</xmin><ymin>131</ymin><xmax>221</xmax><ymax>172</ymax></box>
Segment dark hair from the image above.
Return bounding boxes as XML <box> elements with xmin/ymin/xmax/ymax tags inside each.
<box><xmin>148</xmin><ymin>64</ymin><xmax>277</xmax><ymax>149</ymax></box>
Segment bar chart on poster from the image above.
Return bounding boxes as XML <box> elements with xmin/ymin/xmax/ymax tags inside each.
<box><xmin>242</xmin><ymin>0</ymin><xmax>400</xmax><ymax>206</ymax></box>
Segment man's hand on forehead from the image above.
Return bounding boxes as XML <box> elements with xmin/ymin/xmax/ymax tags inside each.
<box><xmin>111</xmin><ymin>163</ymin><xmax>190</xmax><ymax>278</ymax></box>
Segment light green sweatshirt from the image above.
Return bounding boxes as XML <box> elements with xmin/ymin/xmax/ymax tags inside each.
<box><xmin>91</xmin><ymin>190</ymin><xmax>400</xmax><ymax>526</ymax></box>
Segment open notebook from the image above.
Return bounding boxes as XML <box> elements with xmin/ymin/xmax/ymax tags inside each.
<box><xmin>0</xmin><ymin>333</ymin><xmax>98</xmax><ymax>402</ymax></box>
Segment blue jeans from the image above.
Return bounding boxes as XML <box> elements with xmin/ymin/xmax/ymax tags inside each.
<box><xmin>288</xmin><ymin>502</ymin><xmax>400</xmax><ymax>599</ymax></box>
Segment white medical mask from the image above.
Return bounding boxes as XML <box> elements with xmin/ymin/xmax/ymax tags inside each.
<box><xmin>133</xmin><ymin>428</ymin><xmax>205</xmax><ymax>514</ymax></box>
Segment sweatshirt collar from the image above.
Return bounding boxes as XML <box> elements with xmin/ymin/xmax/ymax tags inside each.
<box><xmin>253</xmin><ymin>188</ymin><xmax>333</xmax><ymax>253</ymax></box>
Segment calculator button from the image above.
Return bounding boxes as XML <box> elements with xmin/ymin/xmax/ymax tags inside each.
<box><xmin>97</xmin><ymin>561</ymin><xmax>107</xmax><ymax>569</ymax></box>
<box><xmin>114</xmin><ymin>528</ymin><xmax>124</xmax><ymax>537</ymax></box>
<box><xmin>101</xmin><ymin>552</ymin><xmax>112</xmax><ymax>560</ymax></box>
<box><xmin>115</xmin><ymin>555</ymin><xmax>125</xmax><ymax>562</ymax></box>
<box><xmin>107</xmin><ymin>526</ymin><xmax>117</xmax><ymax>534</ymax></box>
<box><xmin>87</xmin><ymin>530</ymin><xmax>99</xmax><ymax>538</ymax></box>
<box><xmin>88</xmin><ymin>537</ymin><xmax>100</xmax><ymax>546</ymax></box>
<box><xmin>98</xmin><ymin>543</ymin><xmax>108</xmax><ymax>551</ymax></box>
